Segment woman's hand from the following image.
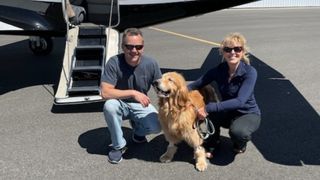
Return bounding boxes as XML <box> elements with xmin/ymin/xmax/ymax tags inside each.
<box><xmin>196</xmin><ymin>107</ymin><xmax>208</xmax><ymax>120</ymax></box>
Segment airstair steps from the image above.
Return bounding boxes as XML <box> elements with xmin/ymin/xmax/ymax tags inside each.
<box><xmin>54</xmin><ymin>26</ymin><xmax>119</xmax><ymax>104</ymax></box>
<box><xmin>67</xmin><ymin>25</ymin><xmax>106</xmax><ymax>97</ymax></box>
<box><xmin>55</xmin><ymin>0</ymin><xmax>119</xmax><ymax>104</ymax></box>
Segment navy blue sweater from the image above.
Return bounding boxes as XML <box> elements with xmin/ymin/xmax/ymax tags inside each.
<box><xmin>188</xmin><ymin>61</ymin><xmax>261</xmax><ymax>115</ymax></box>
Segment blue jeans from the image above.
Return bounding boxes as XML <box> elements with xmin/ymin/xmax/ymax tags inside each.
<box><xmin>103</xmin><ymin>99</ymin><xmax>161</xmax><ymax>150</ymax></box>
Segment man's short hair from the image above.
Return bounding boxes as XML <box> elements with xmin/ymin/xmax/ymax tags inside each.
<box><xmin>122</xmin><ymin>28</ymin><xmax>143</xmax><ymax>44</ymax></box>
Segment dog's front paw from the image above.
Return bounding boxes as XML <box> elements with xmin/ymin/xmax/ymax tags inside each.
<box><xmin>195</xmin><ymin>161</ymin><xmax>207</xmax><ymax>172</ymax></box>
<box><xmin>160</xmin><ymin>153</ymin><xmax>173</xmax><ymax>163</ymax></box>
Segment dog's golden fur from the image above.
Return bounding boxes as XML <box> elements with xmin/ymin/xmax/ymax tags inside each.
<box><xmin>153</xmin><ymin>72</ymin><xmax>217</xmax><ymax>171</ymax></box>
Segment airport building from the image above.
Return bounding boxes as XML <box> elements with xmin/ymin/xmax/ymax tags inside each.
<box><xmin>237</xmin><ymin>0</ymin><xmax>320</xmax><ymax>8</ymax></box>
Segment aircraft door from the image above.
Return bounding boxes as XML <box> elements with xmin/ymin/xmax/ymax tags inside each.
<box><xmin>85</xmin><ymin>0</ymin><xmax>119</xmax><ymax>27</ymax></box>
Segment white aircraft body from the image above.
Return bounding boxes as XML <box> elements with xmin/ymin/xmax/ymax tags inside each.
<box><xmin>0</xmin><ymin>0</ymin><xmax>259</xmax><ymax>104</ymax></box>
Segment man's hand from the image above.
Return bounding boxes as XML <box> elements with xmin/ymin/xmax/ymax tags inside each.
<box><xmin>133</xmin><ymin>91</ymin><xmax>150</xmax><ymax>107</ymax></box>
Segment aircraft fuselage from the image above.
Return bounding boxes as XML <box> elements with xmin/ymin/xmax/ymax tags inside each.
<box><xmin>0</xmin><ymin>0</ymin><xmax>258</xmax><ymax>36</ymax></box>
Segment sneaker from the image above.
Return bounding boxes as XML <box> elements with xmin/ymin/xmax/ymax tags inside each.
<box><xmin>107</xmin><ymin>147</ymin><xmax>127</xmax><ymax>164</ymax></box>
<box><xmin>233</xmin><ymin>143</ymin><xmax>247</xmax><ymax>154</ymax></box>
<box><xmin>132</xmin><ymin>134</ymin><xmax>147</xmax><ymax>143</ymax></box>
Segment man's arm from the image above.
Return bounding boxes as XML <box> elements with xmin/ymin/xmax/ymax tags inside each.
<box><xmin>100</xmin><ymin>82</ymin><xmax>151</xmax><ymax>107</ymax></box>
<box><xmin>100</xmin><ymin>82</ymin><xmax>134</xmax><ymax>100</ymax></box>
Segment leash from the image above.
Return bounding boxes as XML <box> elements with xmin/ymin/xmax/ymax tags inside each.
<box><xmin>195</xmin><ymin>117</ymin><xmax>215</xmax><ymax>140</ymax></box>
<box><xmin>189</xmin><ymin>103</ymin><xmax>215</xmax><ymax>140</ymax></box>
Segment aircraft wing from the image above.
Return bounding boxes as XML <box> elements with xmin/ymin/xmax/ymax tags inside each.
<box><xmin>0</xmin><ymin>5</ymin><xmax>56</xmax><ymax>31</ymax></box>
<box><xmin>0</xmin><ymin>1</ymin><xmax>65</xmax><ymax>36</ymax></box>
<box><xmin>0</xmin><ymin>0</ymin><xmax>68</xmax><ymax>56</ymax></box>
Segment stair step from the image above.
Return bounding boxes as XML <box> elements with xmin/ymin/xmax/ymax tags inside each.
<box><xmin>73</xmin><ymin>46</ymin><xmax>105</xmax><ymax>68</ymax></box>
<box><xmin>78</xmin><ymin>25</ymin><xmax>106</xmax><ymax>37</ymax></box>
<box><xmin>78</xmin><ymin>26</ymin><xmax>106</xmax><ymax>45</ymax></box>
<box><xmin>67</xmin><ymin>86</ymin><xmax>100</xmax><ymax>96</ymax></box>
<box><xmin>68</xmin><ymin>78</ymin><xmax>100</xmax><ymax>96</ymax></box>
<box><xmin>78</xmin><ymin>37</ymin><xmax>106</xmax><ymax>46</ymax></box>
<box><xmin>68</xmin><ymin>86</ymin><xmax>100</xmax><ymax>92</ymax></box>
<box><xmin>70</xmin><ymin>70</ymin><xmax>101</xmax><ymax>81</ymax></box>
<box><xmin>72</xmin><ymin>66</ymin><xmax>102</xmax><ymax>71</ymax></box>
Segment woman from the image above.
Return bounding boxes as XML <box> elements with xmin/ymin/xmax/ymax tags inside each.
<box><xmin>188</xmin><ymin>32</ymin><xmax>261</xmax><ymax>158</ymax></box>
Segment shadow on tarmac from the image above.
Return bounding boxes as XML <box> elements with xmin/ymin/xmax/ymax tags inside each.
<box><xmin>78</xmin><ymin>127</ymin><xmax>165</xmax><ymax>162</ymax></box>
<box><xmin>0</xmin><ymin>38</ymin><xmax>107</xmax><ymax>113</ymax></box>
<box><xmin>1</xmin><ymin>39</ymin><xmax>319</xmax><ymax>166</ymax></box>
<box><xmin>78</xmin><ymin>126</ymin><xmax>236</xmax><ymax>166</ymax></box>
<box><xmin>0</xmin><ymin>39</ymin><xmax>64</xmax><ymax>95</ymax></box>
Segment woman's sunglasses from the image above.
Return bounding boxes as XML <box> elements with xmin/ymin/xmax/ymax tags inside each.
<box><xmin>223</xmin><ymin>46</ymin><xmax>243</xmax><ymax>53</ymax></box>
<box><xmin>124</xmin><ymin>44</ymin><xmax>144</xmax><ymax>50</ymax></box>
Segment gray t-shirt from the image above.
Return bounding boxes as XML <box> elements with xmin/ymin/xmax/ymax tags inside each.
<box><xmin>101</xmin><ymin>53</ymin><xmax>162</xmax><ymax>102</ymax></box>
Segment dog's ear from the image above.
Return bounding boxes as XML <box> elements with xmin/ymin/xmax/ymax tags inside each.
<box><xmin>177</xmin><ymin>86</ymin><xmax>189</xmax><ymax>107</ymax></box>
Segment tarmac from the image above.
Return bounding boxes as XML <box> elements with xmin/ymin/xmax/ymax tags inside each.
<box><xmin>1</xmin><ymin>7</ymin><xmax>319</xmax><ymax>180</ymax></box>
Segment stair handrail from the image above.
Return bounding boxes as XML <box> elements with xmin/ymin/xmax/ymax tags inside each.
<box><xmin>106</xmin><ymin>0</ymin><xmax>120</xmax><ymax>66</ymax></box>
<box><xmin>61</xmin><ymin>0</ymin><xmax>71</xmax><ymax>84</ymax></box>
<box><xmin>107</xmin><ymin>0</ymin><xmax>120</xmax><ymax>28</ymax></box>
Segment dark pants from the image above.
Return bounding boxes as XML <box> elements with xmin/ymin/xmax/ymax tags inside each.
<box><xmin>208</xmin><ymin>111</ymin><xmax>261</xmax><ymax>149</ymax></box>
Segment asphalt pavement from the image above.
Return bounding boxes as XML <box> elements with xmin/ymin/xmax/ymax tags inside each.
<box><xmin>1</xmin><ymin>7</ymin><xmax>319</xmax><ymax>180</ymax></box>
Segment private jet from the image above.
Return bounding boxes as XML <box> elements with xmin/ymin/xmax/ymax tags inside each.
<box><xmin>0</xmin><ymin>0</ymin><xmax>258</xmax><ymax>104</ymax></box>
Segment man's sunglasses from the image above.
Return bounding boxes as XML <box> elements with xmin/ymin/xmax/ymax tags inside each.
<box><xmin>223</xmin><ymin>46</ymin><xmax>243</xmax><ymax>53</ymax></box>
<box><xmin>124</xmin><ymin>44</ymin><xmax>144</xmax><ymax>50</ymax></box>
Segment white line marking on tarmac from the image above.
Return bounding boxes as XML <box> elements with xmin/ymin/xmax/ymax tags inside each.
<box><xmin>148</xmin><ymin>26</ymin><xmax>220</xmax><ymax>46</ymax></box>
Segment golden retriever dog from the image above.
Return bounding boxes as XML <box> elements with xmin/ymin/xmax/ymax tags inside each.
<box><xmin>153</xmin><ymin>72</ymin><xmax>217</xmax><ymax>171</ymax></box>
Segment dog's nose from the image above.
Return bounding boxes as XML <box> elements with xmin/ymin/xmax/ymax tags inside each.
<box><xmin>152</xmin><ymin>80</ymin><xmax>159</xmax><ymax>86</ymax></box>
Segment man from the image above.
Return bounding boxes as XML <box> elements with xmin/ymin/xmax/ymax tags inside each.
<box><xmin>66</xmin><ymin>0</ymin><xmax>77</xmax><ymax>25</ymax></box>
<box><xmin>65</xmin><ymin>0</ymin><xmax>83</xmax><ymax>26</ymax></box>
<box><xmin>100</xmin><ymin>28</ymin><xmax>162</xmax><ymax>164</ymax></box>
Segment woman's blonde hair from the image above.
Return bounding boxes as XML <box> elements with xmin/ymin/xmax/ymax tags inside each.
<box><xmin>219</xmin><ymin>32</ymin><xmax>250</xmax><ymax>65</ymax></box>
